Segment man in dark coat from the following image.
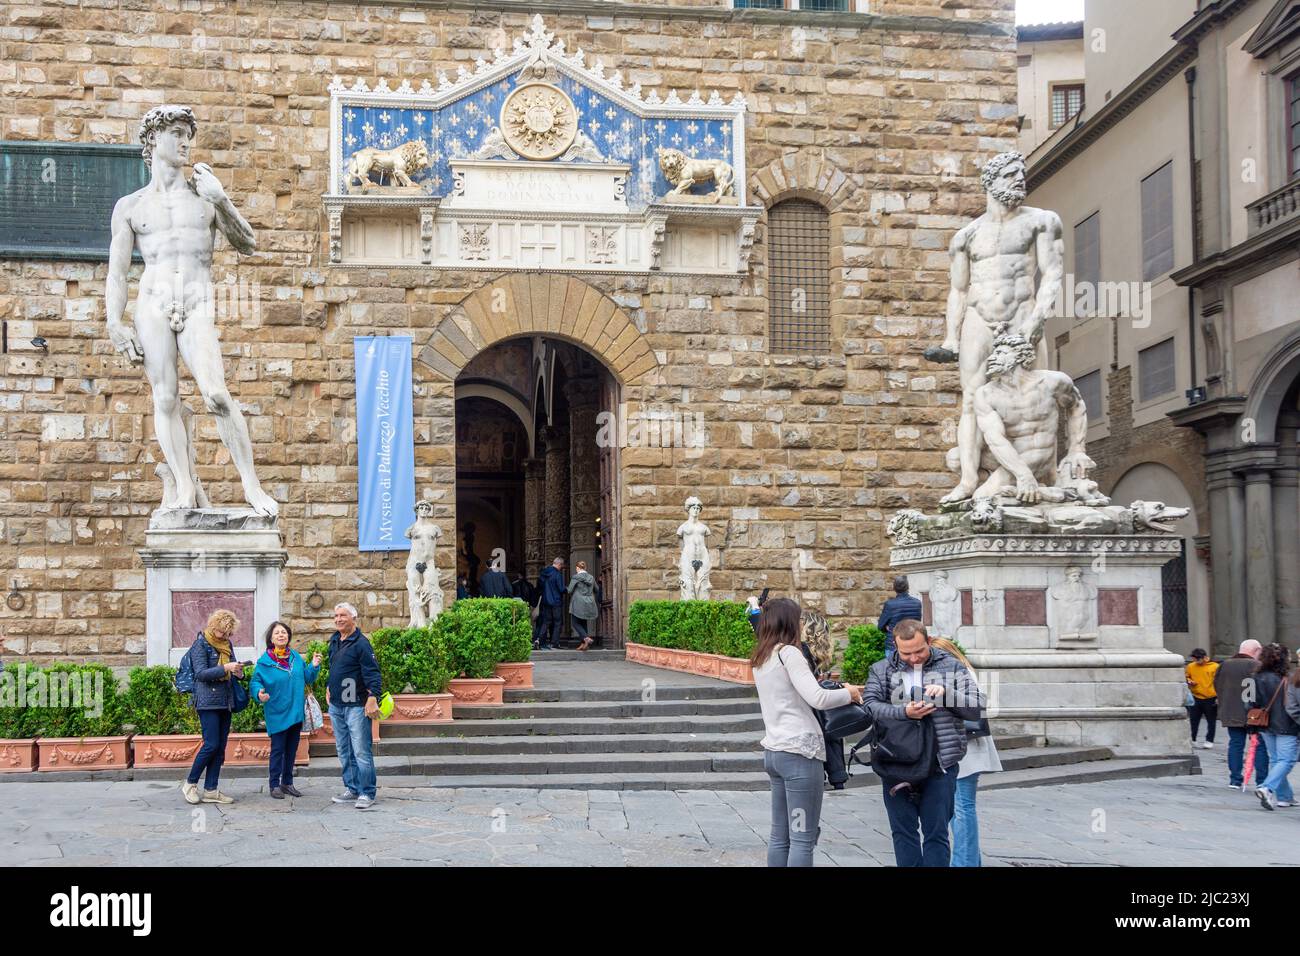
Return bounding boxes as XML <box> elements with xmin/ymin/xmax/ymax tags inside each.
<box><xmin>536</xmin><ymin>557</ymin><xmax>566</xmax><ymax>650</ymax></box>
<box><xmin>878</xmin><ymin>575</ymin><xmax>923</xmax><ymax>659</ymax></box>
<box><xmin>1215</xmin><ymin>639</ymin><xmax>1269</xmax><ymax>788</ymax></box>
<box><xmin>479</xmin><ymin>565</ymin><xmax>512</xmax><ymax>598</ymax></box>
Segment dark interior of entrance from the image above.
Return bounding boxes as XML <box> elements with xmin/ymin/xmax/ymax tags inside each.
<box><xmin>454</xmin><ymin>336</ymin><xmax>621</xmax><ymax>642</ymax></box>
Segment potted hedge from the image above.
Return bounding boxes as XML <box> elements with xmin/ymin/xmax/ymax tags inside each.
<box><xmin>439</xmin><ymin>602</ymin><xmax>506</xmax><ymax>706</ymax></box>
<box><xmin>0</xmin><ymin>663</ymin><xmax>37</xmax><ymax>772</ymax></box>
<box><xmin>372</xmin><ymin>625</ymin><xmax>455</xmax><ymax>724</ymax></box>
<box><xmin>625</xmin><ymin>600</ymin><xmax>757</xmax><ymax>684</ymax></box>
<box><xmin>124</xmin><ymin>665</ymin><xmax>203</xmax><ymax>769</ymax></box>
<box><xmin>841</xmin><ymin>623</ymin><xmax>886</xmax><ymax>684</ymax></box>
<box><xmin>453</xmin><ymin>598</ymin><xmax>535</xmax><ymax>689</ymax></box>
<box><xmin>307</xmin><ymin>638</ymin><xmax>378</xmax><ymax>742</ymax></box>
<box><xmin>33</xmin><ymin>663</ymin><xmax>131</xmax><ymax>771</ymax></box>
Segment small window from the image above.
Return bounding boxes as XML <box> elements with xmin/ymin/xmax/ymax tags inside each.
<box><xmin>1074</xmin><ymin>212</ymin><xmax>1100</xmax><ymax>315</ymax></box>
<box><xmin>1162</xmin><ymin>543</ymin><xmax>1189</xmax><ymax>633</ymax></box>
<box><xmin>768</xmin><ymin>199</ymin><xmax>831</xmax><ymax>353</ymax></box>
<box><xmin>1141</xmin><ymin>162</ymin><xmax>1175</xmax><ymax>281</ymax></box>
<box><xmin>1050</xmin><ymin>84</ymin><xmax>1085</xmax><ymax>128</ymax></box>
<box><xmin>1138</xmin><ymin>338</ymin><xmax>1177</xmax><ymax>402</ymax></box>
<box><xmin>1289</xmin><ymin>71</ymin><xmax>1300</xmax><ymax>179</ymax></box>
<box><xmin>1075</xmin><ymin>369</ymin><xmax>1103</xmax><ymax>422</ymax></box>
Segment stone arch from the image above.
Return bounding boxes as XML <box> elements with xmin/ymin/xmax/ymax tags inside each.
<box><xmin>454</xmin><ymin>382</ymin><xmax>535</xmax><ymax>457</ymax></box>
<box><xmin>1102</xmin><ymin>448</ymin><xmax>1209</xmax><ymax>532</ymax></box>
<box><xmin>414</xmin><ymin>274</ymin><xmax>660</xmax><ymax>385</ymax></box>
<box><xmin>749</xmin><ymin>153</ymin><xmax>857</xmax><ymax>210</ymax></box>
<box><xmin>1243</xmin><ymin>326</ymin><xmax>1300</xmax><ymax>443</ymax></box>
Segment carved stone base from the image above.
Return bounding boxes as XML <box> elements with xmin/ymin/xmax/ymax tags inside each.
<box><xmin>660</xmin><ymin>192</ymin><xmax>739</xmax><ymax>206</ymax></box>
<box><xmin>891</xmin><ymin>533</ymin><xmax>1189</xmax><ymax>756</ymax></box>
<box><xmin>140</xmin><ymin>508</ymin><xmax>288</xmax><ymax>667</ymax></box>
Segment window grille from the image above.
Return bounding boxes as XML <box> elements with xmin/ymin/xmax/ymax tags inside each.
<box><xmin>1162</xmin><ymin>544</ymin><xmax>1189</xmax><ymax>633</ymax></box>
<box><xmin>768</xmin><ymin>199</ymin><xmax>831</xmax><ymax>354</ymax></box>
<box><xmin>1050</xmin><ymin>84</ymin><xmax>1084</xmax><ymax>128</ymax></box>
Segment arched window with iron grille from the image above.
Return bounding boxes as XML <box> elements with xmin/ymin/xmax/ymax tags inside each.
<box><xmin>767</xmin><ymin>198</ymin><xmax>831</xmax><ymax>354</ymax></box>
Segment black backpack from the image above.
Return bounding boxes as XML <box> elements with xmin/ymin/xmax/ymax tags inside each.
<box><xmin>863</xmin><ymin>712</ymin><xmax>938</xmax><ymax>791</ymax></box>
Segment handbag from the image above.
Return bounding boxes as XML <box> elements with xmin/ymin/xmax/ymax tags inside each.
<box><xmin>303</xmin><ymin>690</ymin><xmax>324</xmax><ymax>733</ymax></box>
<box><xmin>1246</xmin><ymin>678</ymin><xmax>1285</xmax><ymax>729</ymax></box>
<box><xmin>231</xmin><ymin>674</ymin><xmax>250</xmax><ymax>713</ymax></box>
<box><xmin>963</xmin><ymin>717</ymin><xmax>992</xmax><ymax>738</ymax></box>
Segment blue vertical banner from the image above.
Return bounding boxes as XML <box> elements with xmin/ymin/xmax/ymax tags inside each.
<box><xmin>354</xmin><ymin>336</ymin><xmax>416</xmax><ymax>552</ymax></box>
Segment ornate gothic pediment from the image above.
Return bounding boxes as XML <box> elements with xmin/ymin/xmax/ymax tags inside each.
<box><xmin>322</xmin><ymin>15</ymin><xmax>760</xmax><ymax>275</ymax></box>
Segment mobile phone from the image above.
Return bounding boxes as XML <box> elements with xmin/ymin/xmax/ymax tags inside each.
<box><xmin>238</xmin><ymin>660</ymin><xmax>254</xmax><ymax>669</ymax></box>
<box><xmin>758</xmin><ymin>588</ymin><xmax>770</xmax><ymax>606</ymax></box>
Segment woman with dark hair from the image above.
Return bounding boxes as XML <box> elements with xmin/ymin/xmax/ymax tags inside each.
<box><xmin>249</xmin><ymin>621</ymin><xmax>322</xmax><ymax>799</ymax></box>
<box><xmin>751</xmin><ymin>597</ymin><xmax>863</xmax><ymax>866</ymax></box>
<box><xmin>1253</xmin><ymin>643</ymin><xmax>1298</xmax><ymax>810</ymax></box>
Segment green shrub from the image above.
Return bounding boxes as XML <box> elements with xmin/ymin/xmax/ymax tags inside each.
<box><xmin>437</xmin><ymin>602</ymin><xmax>502</xmax><ymax>678</ymax></box>
<box><xmin>626</xmin><ymin>600</ymin><xmax>753</xmax><ymax>659</ymax></box>
<box><xmin>0</xmin><ymin>663</ymin><xmax>33</xmax><ymax>738</ymax></box>
<box><xmin>306</xmin><ymin>640</ymin><xmax>330</xmax><ymax>708</ymax></box>
<box><xmin>122</xmin><ymin>666</ymin><xmax>199</xmax><ymax>736</ymax></box>
<box><xmin>454</xmin><ymin>598</ymin><xmax>532</xmax><ymax>663</ymax></box>
<box><xmin>230</xmin><ymin>664</ymin><xmax>263</xmax><ymax>733</ymax></box>
<box><xmin>22</xmin><ymin>663</ymin><xmax>124</xmax><ymax>738</ymax></box>
<box><xmin>373</xmin><ymin>625</ymin><xmax>456</xmax><ymax>694</ymax></box>
<box><xmin>842</xmin><ymin>623</ymin><xmax>886</xmax><ymax>684</ymax></box>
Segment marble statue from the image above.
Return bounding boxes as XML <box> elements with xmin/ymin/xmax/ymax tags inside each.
<box><xmin>932</xmin><ymin>151</ymin><xmax>1064</xmax><ymax>506</ymax></box>
<box><xmin>929</xmin><ymin>570</ymin><xmax>962</xmax><ymax>639</ymax></box>
<box><xmin>1050</xmin><ymin>567</ymin><xmax>1097</xmax><ymax>642</ymax></box>
<box><xmin>106</xmin><ymin>105</ymin><xmax>278</xmax><ymax>517</ymax></box>
<box><xmin>345</xmin><ymin>139</ymin><xmax>431</xmax><ymax>193</ymax></box>
<box><xmin>970</xmin><ymin>332</ymin><xmax>1094</xmax><ymax>504</ymax></box>
<box><xmin>657</xmin><ymin>148</ymin><xmax>735</xmax><ymax>203</ymax></box>
<box><xmin>677</xmin><ymin>496</ymin><xmax>712</xmax><ymax>600</ymax></box>
<box><xmin>405</xmin><ymin>497</ymin><xmax>444</xmax><ymax>627</ymax></box>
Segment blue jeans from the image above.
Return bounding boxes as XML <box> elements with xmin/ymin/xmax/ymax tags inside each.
<box><xmin>329</xmin><ymin>704</ymin><xmax>377</xmax><ymax>800</ymax></box>
<box><xmin>951</xmin><ymin>773</ymin><xmax>981</xmax><ymax>867</ymax></box>
<box><xmin>187</xmin><ymin>708</ymin><xmax>231</xmax><ymax>790</ymax></box>
<box><xmin>882</xmin><ymin>765</ymin><xmax>957</xmax><ymax>867</ymax></box>
<box><xmin>268</xmin><ymin>722</ymin><xmax>302</xmax><ymax>789</ymax></box>
<box><xmin>1259</xmin><ymin>732</ymin><xmax>1298</xmax><ymax>802</ymax></box>
<box><xmin>1227</xmin><ymin>726</ymin><xmax>1269</xmax><ymax>787</ymax></box>
<box><xmin>763</xmin><ymin>749</ymin><xmax>825</xmax><ymax>867</ymax></box>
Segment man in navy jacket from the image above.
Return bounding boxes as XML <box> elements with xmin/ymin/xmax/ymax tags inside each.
<box><xmin>878</xmin><ymin>576</ymin><xmax>923</xmax><ymax>659</ymax></box>
<box><xmin>536</xmin><ymin>557</ymin><xmax>566</xmax><ymax>649</ymax></box>
<box><xmin>326</xmin><ymin>602</ymin><xmax>383</xmax><ymax>809</ymax></box>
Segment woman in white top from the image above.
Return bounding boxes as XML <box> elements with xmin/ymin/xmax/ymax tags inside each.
<box><xmin>931</xmin><ymin>637</ymin><xmax>1001</xmax><ymax>867</ymax></box>
<box><xmin>751</xmin><ymin>598</ymin><xmax>863</xmax><ymax>867</ymax></box>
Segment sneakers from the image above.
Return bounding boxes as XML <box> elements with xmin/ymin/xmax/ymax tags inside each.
<box><xmin>1199</xmin><ymin>741</ymin><xmax>1214</xmax><ymax>750</ymax></box>
<box><xmin>1257</xmin><ymin>787</ymin><xmax>1279</xmax><ymax>810</ymax></box>
<box><xmin>355</xmin><ymin>795</ymin><xmax>375</xmax><ymax>810</ymax></box>
<box><xmin>270</xmin><ymin>787</ymin><xmax>285</xmax><ymax>800</ymax></box>
<box><xmin>201</xmin><ymin>789</ymin><xmax>234</xmax><ymax>805</ymax></box>
<box><xmin>181</xmin><ymin>782</ymin><xmax>201</xmax><ymax>805</ymax></box>
<box><xmin>1279</xmin><ymin>800</ymin><xmax>1295</xmax><ymax>808</ymax></box>
<box><xmin>331</xmin><ymin>790</ymin><xmax>359</xmax><ymax>804</ymax></box>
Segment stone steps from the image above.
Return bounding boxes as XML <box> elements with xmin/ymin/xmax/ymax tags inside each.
<box><xmin>450</xmin><ymin>698</ymin><xmax>761</xmax><ymax>719</ymax></box>
<box><xmin>503</xmin><ymin>685</ymin><xmax>757</xmax><ymax>702</ymax></box>
<box><xmin>373</xmin><ymin>713</ymin><xmax>768</xmax><ymax>738</ymax></box>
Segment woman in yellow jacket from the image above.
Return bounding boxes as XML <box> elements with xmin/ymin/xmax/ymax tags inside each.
<box><xmin>1186</xmin><ymin>648</ymin><xmax>1220</xmax><ymax>750</ymax></box>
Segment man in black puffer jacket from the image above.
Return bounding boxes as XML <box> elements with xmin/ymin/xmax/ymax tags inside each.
<box><xmin>863</xmin><ymin>619</ymin><xmax>984</xmax><ymax>867</ymax></box>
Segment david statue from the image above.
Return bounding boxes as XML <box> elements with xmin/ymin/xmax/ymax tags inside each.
<box><xmin>106</xmin><ymin>105</ymin><xmax>278</xmax><ymax>517</ymax></box>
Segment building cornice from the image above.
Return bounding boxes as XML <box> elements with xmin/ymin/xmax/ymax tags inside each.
<box><xmin>274</xmin><ymin>0</ymin><xmax>1015</xmax><ymax>39</ymax></box>
<box><xmin>1171</xmin><ymin>213</ymin><xmax>1300</xmax><ymax>287</ymax></box>
<box><xmin>1017</xmin><ymin>22</ymin><xmax>1084</xmax><ymax>43</ymax></box>
<box><xmin>1026</xmin><ymin>43</ymin><xmax>1196</xmax><ymax>191</ymax></box>
<box><xmin>1174</xmin><ymin>0</ymin><xmax>1256</xmax><ymax>46</ymax></box>
<box><xmin>1167</xmin><ymin>395</ymin><xmax>1248</xmax><ymax>433</ymax></box>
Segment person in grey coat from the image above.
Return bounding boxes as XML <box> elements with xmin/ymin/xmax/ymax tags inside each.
<box><xmin>567</xmin><ymin>560</ymin><xmax>599</xmax><ymax>651</ymax></box>
<box><xmin>863</xmin><ymin>619</ymin><xmax>984</xmax><ymax>867</ymax></box>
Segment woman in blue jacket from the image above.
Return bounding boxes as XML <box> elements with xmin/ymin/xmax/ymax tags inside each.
<box><xmin>249</xmin><ymin>621</ymin><xmax>321</xmax><ymax>799</ymax></box>
<box><xmin>183</xmin><ymin>609</ymin><xmax>246</xmax><ymax>806</ymax></box>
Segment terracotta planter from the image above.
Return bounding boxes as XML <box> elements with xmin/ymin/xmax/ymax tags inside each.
<box><xmin>717</xmin><ymin>656</ymin><xmax>755</xmax><ymax>685</ymax></box>
<box><xmin>224</xmin><ymin>732</ymin><xmax>311</xmax><ymax>767</ymax></box>
<box><xmin>133</xmin><ymin>734</ymin><xmax>204</xmax><ymax>769</ymax></box>
<box><xmin>448</xmin><ymin>677</ymin><xmax>506</xmax><ymax>707</ymax></box>
<box><xmin>387</xmin><ymin>692</ymin><xmax>453</xmax><ymax>724</ymax></box>
<box><xmin>494</xmin><ymin>662</ymin><xmax>534</xmax><ymax>689</ymax></box>
<box><xmin>317</xmin><ymin>713</ymin><xmax>380</xmax><ymax>743</ymax></box>
<box><xmin>653</xmin><ymin>647</ymin><xmax>675</xmax><ymax>668</ymax></box>
<box><xmin>670</xmin><ymin>649</ymin><xmax>695</xmax><ymax>672</ymax></box>
<box><xmin>37</xmin><ymin>735</ymin><xmax>131</xmax><ymax>771</ymax></box>
<box><xmin>624</xmin><ymin>643</ymin><xmax>646</xmax><ymax>664</ymax></box>
<box><xmin>0</xmin><ymin>739</ymin><xmax>38</xmax><ymax>773</ymax></box>
<box><xmin>692</xmin><ymin>653</ymin><xmax>723</xmax><ymax>679</ymax></box>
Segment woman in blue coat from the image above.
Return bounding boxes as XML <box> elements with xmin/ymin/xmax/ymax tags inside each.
<box><xmin>249</xmin><ymin>621</ymin><xmax>321</xmax><ymax>799</ymax></box>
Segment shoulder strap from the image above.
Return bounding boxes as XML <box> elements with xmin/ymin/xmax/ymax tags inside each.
<box><xmin>1265</xmin><ymin>676</ymin><xmax>1287</xmax><ymax>710</ymax></box>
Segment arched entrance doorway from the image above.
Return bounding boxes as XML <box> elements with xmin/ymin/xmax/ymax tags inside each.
<box><xmin>454</xmin><ymin>336</ymin><xmax>621</xmax><ymax>641</ymax></box>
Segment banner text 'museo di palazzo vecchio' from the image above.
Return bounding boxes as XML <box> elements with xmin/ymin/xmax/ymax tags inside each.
<box><xmin>354</xmin><ymin>336</ymin><xmax>416</xmax><ymax>552</ymax></box>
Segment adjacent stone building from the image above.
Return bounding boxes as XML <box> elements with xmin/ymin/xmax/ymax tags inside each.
<box><xmin>0</xmin><ymin>0</ymin><xmax>1017</xmax><ymax>661</ymax></box>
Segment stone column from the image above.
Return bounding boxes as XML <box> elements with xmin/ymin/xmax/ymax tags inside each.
<box><xmin>566</xmin><ymin>377</ymin><xmax>601</xmax><ymax>577</ymax></box>
<box><xmin>1206</xmin><ymin>469</ymin><xmax>1243</xmax><ymax>656</ymax></box>
<box><xmin>523</xmin><ymin>457</ymin><xmax>545</xmax><ymax>581</ymax></box>
<box><xmin>1274</xmin><ymin>426</ymin><xmax>1300</xmax><ymax>636</ymax></box>
<box><xmin>1226</xmin><ymin>474</ymin><xmax>1249</xmax><ymax>645</ymax></box>
<box><xmin>542</xmin><ymin>424</ymin><xmax>570</xmax><ymax>570</ymax></box>
<box><xmin>1245</xmin><ymin>468</ymin><xmax>1278</xmax><ymax>646</ymax></box>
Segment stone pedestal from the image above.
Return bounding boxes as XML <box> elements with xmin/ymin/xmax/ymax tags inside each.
<box><xmin>891</xmin><ymin>533</ymin><xmax>1189</xmax><ymax>757</ymax></box>
<box><xmin>140</xmin><ymin>510</ymin><xmax>288</xmax><ymax>667</ymax></box>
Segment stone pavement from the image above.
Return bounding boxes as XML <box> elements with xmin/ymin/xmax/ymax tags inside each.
<box><xmin>0</xmin><ymin>744</ymin><xmax>1293</xmax><ymax>866</ymax></box>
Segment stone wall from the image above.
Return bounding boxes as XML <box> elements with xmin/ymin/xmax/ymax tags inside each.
<box><xmin>0</xmin><ymin>0</ymin><xmax>1016</xmax><ymax>660</ymax></box>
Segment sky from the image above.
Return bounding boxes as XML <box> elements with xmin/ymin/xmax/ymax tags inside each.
<box><xmin>1017</xmin><ymin>0</ymin><xmax>1084</xmax><ymax>24</ymax></box>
